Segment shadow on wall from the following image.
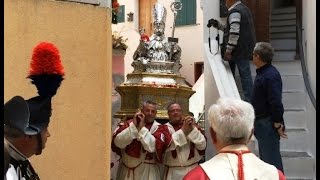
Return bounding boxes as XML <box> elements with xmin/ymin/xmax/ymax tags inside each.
<box><xmin>111</xmin><ymin>52</ymin><xmax>125</xmax><ymax>179</ymax></box>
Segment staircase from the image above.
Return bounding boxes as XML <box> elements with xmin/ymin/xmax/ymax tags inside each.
<box><xmin>270</xmin><ymin>7</ymin><xmax>315</xmax><ymax>180</ymax></box>
<box><xmin>235</xmin><ymin>6</ymin><xmax>315</xmax><ymax>180</ymax></box>
<box><xmin>271</xmin><ymin>6</ymin><xmax>297</xmax><ymax>61</ymax></box>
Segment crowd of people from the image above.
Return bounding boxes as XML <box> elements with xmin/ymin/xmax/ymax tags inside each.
<box><xmin>111</xmin><ymin>93</ymin><xmax>287</xmax><ymax>180</ymax></box>
<box><xmin>112</xmin><ymin>40</ymin><xmax>288</xmax><ymax>180</ymax></box>
<box><xmin>111</xmin><ymin>101</ymin><xmax>206</xmax><ymax>180</ymax></box>
<box><xmin>112</xmin><ymin>0</ymin><xmax>288</xmax><ymax>179</ymax></box>
<box><xmin>5</xmin><ymin>1</ymin><xmax>288</xmax><ymax>180</ymax></box>
<box><xmin>207</xmin><ymin>0</ymin><xmax>288</xmax><ymax>177</ymax></box>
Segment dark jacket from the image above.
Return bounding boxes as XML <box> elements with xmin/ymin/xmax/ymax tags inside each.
<box><xmin>5</xmin><ymin>140</ymin><xmax>40</xmax><ymax>180</ymax></box>
<box><xmin>251</xmin><ymin>64</ymin><xmax>284</xmax><ymax>123</ymax></box>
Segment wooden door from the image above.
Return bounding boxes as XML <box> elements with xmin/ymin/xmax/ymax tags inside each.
<box><xmin>243</xmin><ymin>0</ymin><xmax>270</xmax><ymax>42</ymax></box>
<box><xmin>139</xmin><ymin>0</ymin><xmax>157</xmax><ymax>36</ymax></box>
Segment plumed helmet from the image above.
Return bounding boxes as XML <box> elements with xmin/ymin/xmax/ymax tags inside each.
<box><xmin>4</xmin><ymin>42</ymin><xmax>65</xmax><ymax>134</ymax></box>
<box><xmin>26</xmin><ymin>96</ymin><xmax>52</xmax><ymax>132</ymax></box>
<box><xmin>27</xmin><ymin>42</ymin><xmax>64</xmax><ymax>132</ymax></box>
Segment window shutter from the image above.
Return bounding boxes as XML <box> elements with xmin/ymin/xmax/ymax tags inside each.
<box><xmin>117</xmin><ymin>5</ymin><xmax>125</xmax><ymax>23</ymax></box>
<box><xmin>176</xmin><ymin>0</ymin><xmax>196</xmax><ymax>26</ymax></box>
<box><xmin>187</xmin><ymin>0</ymin><xmax>196</xmax><ymax>24</ymax></box>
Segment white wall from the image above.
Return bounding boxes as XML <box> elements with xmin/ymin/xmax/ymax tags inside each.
<box><xmin>302</xmin><ymin>0</ymin><xmax>316</xmax><ymax>160</ymax></box>
<box><xmin>202</xmin><ymin>0</ymin><xmax>226</xmax><ymax>43</ymax></box>
<box><xmin>202</xmin><ymin>0</ymin><xmax>225</xmax><ymax>160</ymax></box>
<box><xmin>302</xmin><ymin>0</ymin><xmax>316</xmax><ymax>100</ymax></box>
<box><xmin>112</xmin><ymin>0</ymin><xmax>140</xmax><ymax>77</ymax></box>
<box><xmin>112</xmin><ymin>0</ymin><xmax>203</xmax><ymax>84</ymax></box>
<box><xmin>173</xmin><ymin>0</ymin><xmax>204</xmax><ymax>84</ymax></box>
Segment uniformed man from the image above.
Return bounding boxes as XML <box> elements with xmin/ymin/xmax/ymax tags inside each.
<box><xmin>4</xmin><ymin>42</ymin><xmax>65</xmax><ymax>180</ymax></box>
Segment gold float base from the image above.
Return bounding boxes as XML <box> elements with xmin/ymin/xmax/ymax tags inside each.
<box><xmin>114</xmin><ymin>73</ymin><xmax>195</xmax><ymax>120</ymax></box>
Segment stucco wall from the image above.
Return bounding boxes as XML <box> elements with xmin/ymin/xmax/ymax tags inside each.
<box><xmin>112</xmin><ymin>0</ymin><xmax>204</xmax><ymax>84</ymax></box>
<box><xmin>202</xmin><ymin>0</ymin><xmax>227</xmax><ymax>44</ymax></box>
<box><xmin>4</xmin><ymin>0</ymin><xmax>112</xmax><ymax>179</ymax></box>
<box><xmin>202</xmin><ymin>1</ymin><xmax>226</xmax><ymax>160</ymax></box>
<box><xmin>302</xmin><ymin>0</ymin><xmax>316</xmax><ymax>161</ymax></box>
<box><xmin>172</xmin><ymin>0</ymin><xmax>204</xmax><ymax>84</ymax></box>
<box><xmin>302</xmin><ymin>0</ymin><xmax>316</xmax><ymax>100</ymax></box>
<box><xmin>112</xmin><ymin>0</ymin><xmax>139</xmax><ymax>78</ymax></box>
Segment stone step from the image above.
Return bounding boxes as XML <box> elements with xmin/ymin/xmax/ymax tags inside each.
<box><xmin>252</xmin><ymin>150</ymin><xmax>315</xmax><ymax>179</ymax></box>
<box><xmin>283</xmin><ymin>109</ymin><xmax>306</xmax><ymax>128</ymax></box>
<box><xmin>280</xmin><ymin>128</ymin><xmax>308</xmax><ymax>152</ymax></box>
<box><xmin>282</xmin><ymin>91</ymin><xmax>306</xmax><ymax>109</ymax></box>
<box><xmin>273</xmin><ymin>49</ymin><xmax>296</xmax><ymax>60</ymax></box>
<box><xmin>271</xmin><ymin>26</ymin><xmax>296</xmax><ymax>33</ymax></box>
<box><xmin>271</xmin><ymin>13</ymin><xmax>296</xmax><ymax>21</ymax></box>
<box><xmin>282</xmin><ymin>75</ymin><xmax>304</xmax><ymax>91</ymax></box>
<box><xmin>281</xmin><ymin>150</ymin><xmax>310</xmax><ymax>158</ymax></box>
<box><xmin>271</xmin><ymin>39</ymin><xmax>296</xmax><ymax>50</ymax></box>
<box><xmin>282</xmin><ymin>151</ymin><xmax>315</xmax><ymax>179</ymax></box>
<box><xmin>271</xmin><ymin>19</ymin><xmax>296</xmax><ymax>27</ymax></box>
<box><xmin>272</xmin><ymin>61</ymin><xmax>302</xmax><ymax>75</ymax></box>
<box><xmin>272</xmin><ymin>7</ymin><xmax>296</xmax><ymax>14</ymax></box>
<box><xmin>271</xmin><ymin>32</ymin><xmax>296</xmax><ymax>39</ymax></box>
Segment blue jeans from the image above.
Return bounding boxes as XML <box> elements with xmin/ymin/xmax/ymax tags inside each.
<box><xmin>254</xmin><ymin>116</ymin><xmax>284</xmax><ymax>173</ymax></box>
<box><xmin>228</xmin><ymin>59</ymin><xmax>253</xmax><ymax>102</ymax></box>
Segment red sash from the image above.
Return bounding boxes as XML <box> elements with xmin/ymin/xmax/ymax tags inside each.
<box><xmin>219</xmin><ymin>150</ymin><xmax>251</xmax><ymax>180</ymax></box>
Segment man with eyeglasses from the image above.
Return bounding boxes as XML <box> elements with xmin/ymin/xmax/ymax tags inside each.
<box><xmin>156</xmin><ymin>102</ymin><xmax>206</xmax><ymax>180</ymax></box>
<box><xmin>251</xmin><ymin>42</ymin><xmax>287</xmax><ymax>173</ymax></box>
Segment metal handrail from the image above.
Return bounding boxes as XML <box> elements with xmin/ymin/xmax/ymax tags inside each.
<box><xmin>197</xmin><ymin>111</ymin><xmax>205</xmax><ymax>122</ymax></box>
<box><xmin>296</xmin><ymin>21</ymin><xmax>316</xmax><ymax>109</ymax></box>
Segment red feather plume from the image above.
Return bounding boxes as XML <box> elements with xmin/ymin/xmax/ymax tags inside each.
<box><xmin>29</xmin><ymin>42</ymin><xmax>64</xmax><ymax>76</ymax></box>
<box><xmin>28</xmin><ymin>42</ymin><xmax>65</xmax><ymax>97</ymax></box>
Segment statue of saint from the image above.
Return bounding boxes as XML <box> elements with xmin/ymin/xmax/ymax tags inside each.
<box><xmin>132</xmin><ymin>2</ymin><xmax>181</xmax><ymax>74</ymax></box>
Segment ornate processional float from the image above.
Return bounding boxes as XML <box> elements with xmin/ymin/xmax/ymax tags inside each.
<box><xmin>114</xmin><ymin>1</ymin><xmax>195</xmax><ymax>121</ymax></box>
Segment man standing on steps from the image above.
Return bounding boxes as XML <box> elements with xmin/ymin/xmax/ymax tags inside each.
<box><xmin>251</xmin><ymin>42</ymin><xmax>288</xmax><ymax>173</ymax></box>
<box><xmin>208</xmin><ymin>0</ymin><xmax>256</xmax><ymax>102</ymax></box>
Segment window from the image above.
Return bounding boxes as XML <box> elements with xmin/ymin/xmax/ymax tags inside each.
<box><xmin>117</xmin><ymin>5</ymin><xmax>125</xmax><ymax>23</ymax></box>
<box><xmin>175</xmin><ymin>0</ymin><xmax>196</xmax><ymax>26</ymax></box>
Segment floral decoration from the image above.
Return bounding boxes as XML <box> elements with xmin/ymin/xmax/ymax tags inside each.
<box><xmin>112</xmin><ymin>31</ymin><xmax>128</xmax><ymax>51</ymax></box>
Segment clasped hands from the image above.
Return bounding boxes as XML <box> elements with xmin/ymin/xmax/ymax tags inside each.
<box><xmin>181</xmin><ymin>116</ymin><xmax>196</xmax><ymax>136</ymax></box>
<box><xmin>133</xmin><ymin>111</ymin><xmax>146</xmax><ymax>131</ymax></box>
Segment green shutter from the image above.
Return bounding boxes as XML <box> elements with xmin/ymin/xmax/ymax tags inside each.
<box><xmin>176</xmin><ymin>0</ymin><xmax>196</xmax><ymax>26</ymax></box>
<box><xmin>187</xmin><ymin>0</ymin><xmax>196</xmax><ymax>24</ymax></box>
<box><xmin>117</xmin><ymin>5</ymin><xmax>125</xmax><ymax>23</ymax></box>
